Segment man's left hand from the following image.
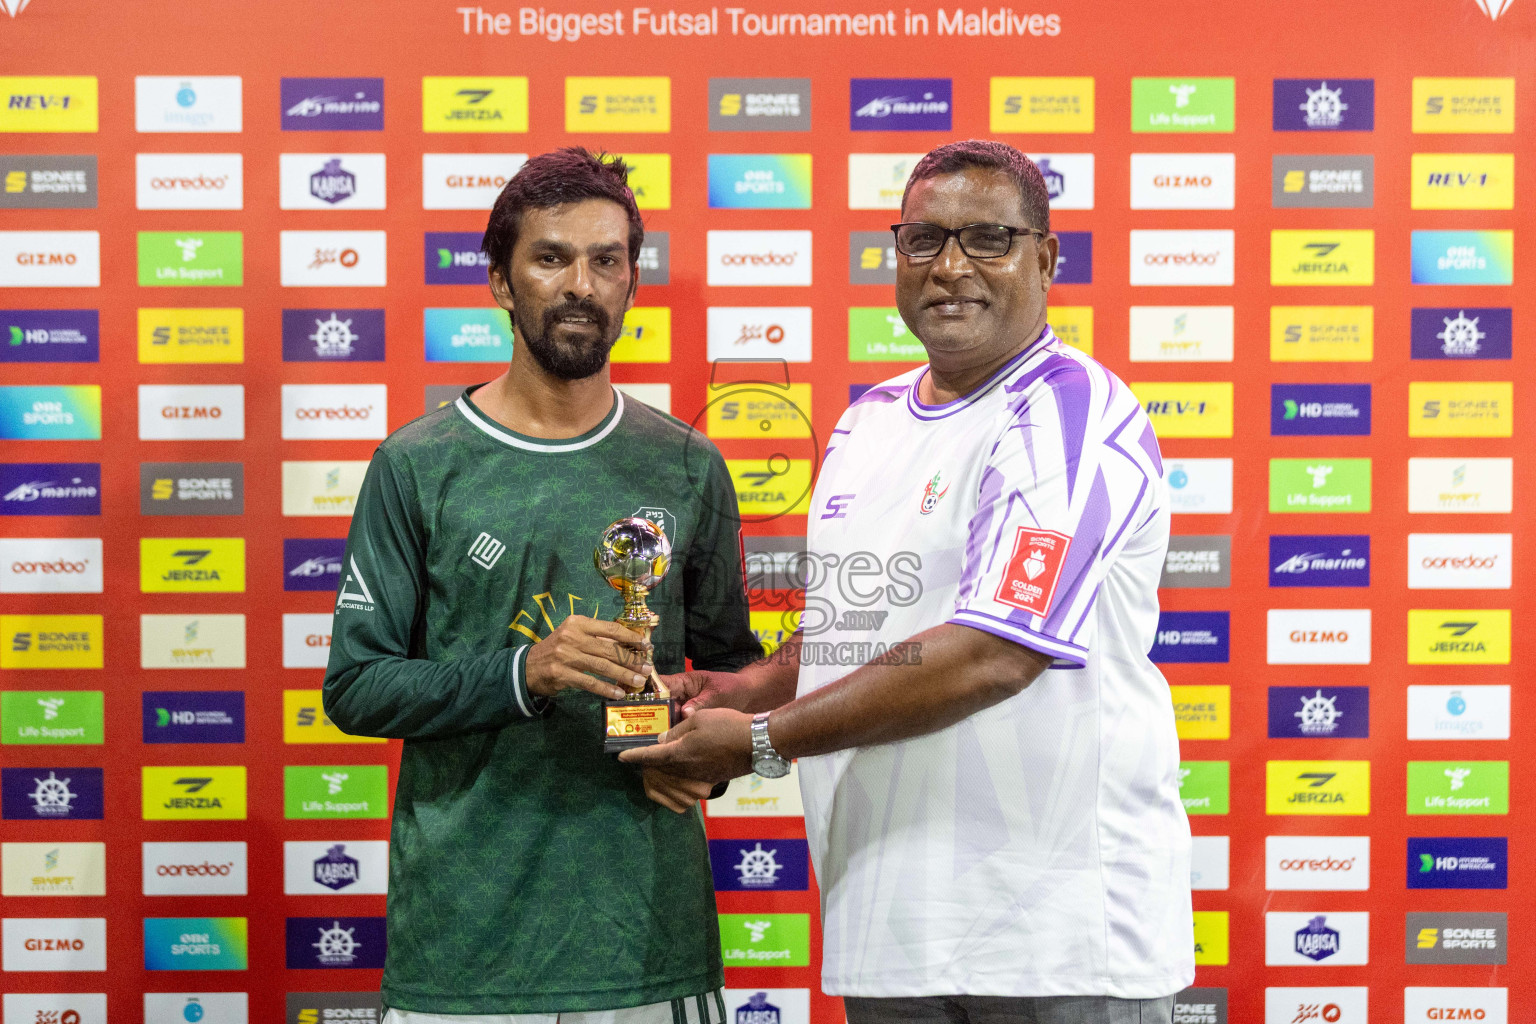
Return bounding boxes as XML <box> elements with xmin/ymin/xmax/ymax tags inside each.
<box><xmin>619</xmin><ymin>708</ymin><xmax>754</xmax><ymax>782</ymax></box>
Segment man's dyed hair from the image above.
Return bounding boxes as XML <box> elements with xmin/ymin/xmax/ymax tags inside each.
<box><xmin>481</xmin><ymin>147</ymin><xmax>645</xmax><ymax>278</ymax></box>
<box><xmin>901</xmin><ymin>139</ymin><xmax>1051</xmax><ymax>232</ymax></box>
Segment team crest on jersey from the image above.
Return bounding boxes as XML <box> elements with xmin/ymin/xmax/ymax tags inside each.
<box><xmin>995</xmin><ymin>527</ymin><xmax>1072</xmax><ymax>617</ymax></box>
<box><xmin>633</xmin><ymin>505</ymin><xmax>675</xmax><ymax>540</ymax></box>
<box><xmin>918</xmin><ymin>471</ymin><xmax>949</xmax><ymax>515</ymax></box>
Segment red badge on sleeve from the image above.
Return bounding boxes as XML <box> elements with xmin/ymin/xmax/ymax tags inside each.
<box><xmin>995</xmin><ymin>527</ymin><xmax>1073</xmax><ymax>617</ymax></box>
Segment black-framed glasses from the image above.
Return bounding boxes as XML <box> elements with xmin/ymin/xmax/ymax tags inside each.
<box><xmin>890</xmin><ymin>222</ymin><xmax>1047</xmax><ymax>259</ymax></box>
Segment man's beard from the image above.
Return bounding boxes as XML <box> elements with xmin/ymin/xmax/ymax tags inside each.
<box><xmin>513</xmin><ymin>298</ymin><xmax>621</xmax><ymax>381</ymax></box>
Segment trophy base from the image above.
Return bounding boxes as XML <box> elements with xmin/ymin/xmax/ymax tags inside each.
<box><xmin>602</xmin><ymin>696</ymin><xmax>676</xmax><ymax>753</ymax></box>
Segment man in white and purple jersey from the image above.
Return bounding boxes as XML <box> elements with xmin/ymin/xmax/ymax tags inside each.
<box><xmin>624</xmin><ymin>140</ymin><xmax>1193</xmax><ymax>1023</ymax></box>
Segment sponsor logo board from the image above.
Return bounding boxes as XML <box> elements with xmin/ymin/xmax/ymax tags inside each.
<box><xmin>610</xmin><ymin>306</ymin><xmax>671</xmax><ymax>364</ymax></box>
<box><xmin>140</xmin><ymin>461</ymin><xmax>243</xmax><ymax>515</ymax></box>
<box><xmin>284</xmin><ymin>916</ymin><xmax>387</xmax><ymax>969</ymax></box>
<box><xmin>719</xmin><ymin>913</ymin><xmax>810</xmax><ymax>966</ymax></box>
<box><xmin>1265</xmin><ymin>836</ymin><xmax>1370</xmax><ymax>891</ymax></box>
<box><xmin>848</xmin><ymin>306</ymin><xmax>923</xmax><ymax>361</ymax></box>
<box><xmin>281</xmin><ymin>462</ymin><xmax>367</xmax><ymax>517</ymax></box>
<box><xmin>1270</xmin><ymin>306</ymin><xmax>1373</xmax><ymax>362</ymax></box>
<box><xmin>279</xmin><ymin>230</ymin><xmax>387</xmax><ymax>287</ymax></box>
<box><xmin>1178</xmin><ymin>761</ymin><xmax>1229</xmax><ymax>814</ymax></box>
<box><xmin>1408</xmin><ymin>836</ymin><xmax>1506</xmax><ymax>888</ymax></box>
<box><xmin>1172</xmin><ymin>989</ymin><xmax>1227</xmax><ymax>1024</ymax></box>
<box><xmin>989</xmin><ymin>77</ymin><xmax>1093</xmax><ymax>133</ymax></box>
<box><xmin>424</xmin><ymin>308</ymin><xmax>514</xmax><ymax>363</ymax></box>
<box><xmin>0</xmin><ymin>76</ymin><xmax>99</xmax><ymax>133</ymax></box>
<box><xmin>1172</xmin><ymin>686</ymin><xmax>1231</xmax><ymax>740</ymax></box>
<box><xmin>283</xmin><ymin>841</ymin><xmax>388</xmax><ymax>895</ymax></box>
<box><xmin>1410</xmin><ymin>230</ymin><xmax>1513</xmax><ymax>285</ymax></box>
<box><xmin>135</xmin><ymin>153</ymin><xmax>242</xmax><ymax>210</ymax></box>
<box><xmin>1166</xmin><ymin>458</ymin><xmax>1232</xmax><ymax>514</ymax></box>
<box><xmin>1132</xmin><ymin>382</ymin><xmax>1232</xmax><ymax>437</ymax></box>
<box><xmin>143</xmin><ymin>917</ymin><xmax>248</xmax><ymax>970</ymax></box>
<box><xmin>1</xmin><ymin>309</ymin><xmax>98</xmax><ymax>364</ymax></box>
<box><xmin>145</xmin><ymin>994</ymin><xmax>248</xmax><ymax>1024</ymax></box>
<box><xmin>0</xmin><ymin>614</ymin><xmax>103</xmax><ymax>670</ymax></box>
<box><xmin>708</xmin><ymin>154</ymin><xmax>811</xmax><ymax>209</ymax></box>
<box><xmin>284</xmin><ymin>539</ymin><xmax>344</xmax><ymax>592</ymax></box>
<box><xmin>1028</xmin><ymin>152</ymin><xmax>1093</xmax><ymax>209</ymax></box>
<box><xmin>0</xmin><ymin>230</ymin><xmax>100</xmax><ymax>287</ymax></box>
<box><xmin>1407</xmin><ymin>533</ymin><xmax>1510</xmax><ymax>589</ymax></box>
<box><xmin>1160</xmin><ymin>535</ymin><xmax>1230</xmax><ymax>588</ymax></box>
<box><xmin>850</xmin><ymin>78</ymin><xmax>951</xmax><ymax>131</ymax></box>
<box><xmin>1268</xmin><ymin>686</ymin><xmax>1368</xmax><ymax>738</ymax></box>
<box><xmin>1411</xmin><ymin>152</ymin><xmax>1514</xmax><ymax>209</ymax></box>
<box><xmin>142</xmin><ymin>691</ymin><xmax>244</xmax><ymax>743</ymax></box>
<box><xmin>1264</xmin><ymin>989</ymin><xmax>1368</xmax><ymax>1024</ymax></box>
<box><xmin>0</xmin><ymin>841</ymin><xmax>106</xmax><ymax>896</ymax></box>
<box><xmin>283</xmin><ymin>612</ymin><xmax>334</xmax><ymax>666</ymax></box>
<box><xmin>1269</xmin><ymin>459</ymin><xmax>1370</xmax><ymax>513</ymax></box>
<box><xmin>0</xmin><ymin>385</ymin><xmax>101</xmax><ymax>440</ymax></box>
<box><xmin>566</xmin><ymin>76</ymin><xmax>669</xmax><ymax>132</ymax></box>
<box><xmin>709</xmin><ymin>78</ymin><xmax>812</xmax><ymax>131</ymax></box>
<box><xmin>1129</xmin><ymin>230</ymin><xmax>1234</xmax><ymax>286</ymax></box>
<box><xmin>140</xmin><ymin>614</ymin><xmax>246</xmax><ymax>670</ymax></box>
<box><xmin>847</xmin><ymin>153</ymin><xmax>922</xmax><ymax>210</ymax></box>
<box><xmin>1407</xmin><ymin>458</ymin><xmax>1511</xmax><ymax>514</ymax></box>
<box><xmin>1129</xmin><ymin>306</ymin><xmax>1232</xmax><ymax>362</ymax></box>
<box><xmin>1</xmin><ymin>766</ymin><xmax>104</xmax><ymax>819</ymax></box>
<box><xmin>1266</xmin><ymin>609</ymin><xmax>1371</xmax><ymax>664</ymax></box>
<box><xmin>1190</xmin><ymin>835</ymin><xmax>1229</xmax><ymax>890</ymax></box>
<box><xmin>1</xmin><ymin>917</ymin><xmax>106</xmax><ymax>971</ymax></box>
<box><xmin>423</xmin><ymin>76</ymin><xmax>528</xmax><ymax>132</ymax></box>
<box><xmin>279</xmin><ymin>152</ymin><xmax>385</xmax><ymax>209</ymax></box>
<box><xmin>706</xmin><ymin>765</ymin><xmax>803</xmax><ymax>817</ymax></box>
<box><xmin>137</xmin><ymin>307</ymin><xmax>244</xmax><ymax>364</ymax></box>
<box><xmin>709</xmin><ymin>838</ymin><xmax>810</xmax><ymax>891</ymax></box>
<box><xmin>1410</xmin><ymin>307</ymin><xmax>1511</xmax><ymax>360</ymax></box>
<box><xmin>1273</xmin><ymin>78</ymin><xmax>1375</xmax><ymax>131</ymax></box>
<box><xmin>141</xmin><ymin>841</ymin><xmax>247</xmax><ymax>895</ymax></box>
<box><xmin>706</xmin><ymin>384</ymin><xmax>813</xmax><ymax>440</ymax></box>
<box><xmin>1130</xmin><ymin>152</ymin><xmax>1235</xmax><ymax>209</ymax></box>
<box><xmin>0</xmin><ymin>538</ymin><xmax>102</xmax><ymax>594</ymax></box>
<box><xmin>280</xmin><ymin>384</ymin><xmax>387</xmax><ymax>440</ymax></box>
<box><xmin>284</xmin><ymin>689</ymin><xmax>385</xmax><ymax>744</ymax></box>
<box><xmin>1406</xmin><ymin>912</ymin><xmax>1506</xmax><ymax>965</ymax></box>
<box><xmin>849</xmin><ymin>230</ymin><xmax>897</xmax><ymax>285</ymax></box>
<box><xmin>138</xmin><ymin>384</ymin><xmax>244</xmax><ymax>440</ymax></box>
<box><xmin>1052</xmin><ymin>231</ymin><xmax>1092</xmax><ymax>284</ymax></box>
<box><xmin>134</xmin><ymin>76</ymin><xmax>240</xmax><ymax>133</ymax></box>
<box><xmin>5</xmin><ymin>994</ymin><xmax>108</xmax><ymax>1024</ymax></box>
<box><xmin>137</xmin><ymin>231</ymin><xmax>242</xmax><ymax>287</ymax></box>
<box><xmin>0</xmin><ymin>462</ymin><xmax>99</xmax><ymax>515</ymax></box>
<box><xmin>1272</xmin><ymin>155</ymin><xmax>1374</xmax><ymax>208</ymax></box>
<box><xmin>282</xmin><ymin>308</ymin><xmax>386</xmax><ymax>362</ymax></box>
<box><xmin>1406</xmin><ymin>761</ymin><xmax>1508</xmax><ymax>815</ymax></box>
<box><xmin>1406</xmin><ymin>609</ymin><xmax>1510</xmax><ymax>664</ymax></box>
<box><xmin>281</xmin><ymin>77</ymin><xmax>383</xmax><ymax>131</ymax></box>
<box><xmin>1264</xmin><ymin>912</ymin><xmax>1369</xmax><ymax>965</ymax></box>
<box><xmin>1412</xmin><ymin>77</ymin><xmax>1514</xmax><ymax>133</ymax></box>
<box><xmin>1271</xmin><ymin>230</ymin><xmax>1374</xmax><ymax>285</ymax></box>
<box><xmin>1150</xmin><ymin>611</ymin><xmax>1229</xmax><ymax>663</ymax></box>
<box><xmin>1</xmin><ymin>154</ymin><xmax>97</xmax><ymax>209</ymax></box>
<box><xmin>1268</xmin><ymin>535</ymin><xmax>1369</xmax><ymax>587</ymax></box>
<box><xmin>422</xmin><ymin>152</ymin><xmax>526</xmax><ymax>209</ymax></box>
<box><xmin>284</xmin><ymin>993</ymin><xmax>381</xmax><ymax>1024</ymax></box>
<box><xmin>139</xmin><ymin>537</ymin><xmax>245</xmax><ymax>594</ymax></box>
<box><xmin>1131</xmin><ymin>77</ymin><xmax>1234</xmax><ymax>132</ymax></box>
<box><xmin>1265</xmin><ymin>761</ymin><xmax>1370</xmax><ymax>815</ymax></box>
<box><xmin>708</xmin><ymin>231</ymin><xmax>811</xmax><ymax>287</ymax></box>
<box><xmin>0</xmin><ymin>689</ymin><xmax>103</xmax><ymax>743</ymax></box>
<box><xmin>707</xmin><ymin>307</ymin><xmax>812</xmax><ymax>362</ymax></box>
<box><xmin>1192</xmin><ymin>912</ymin><xmax>1229</xmax><ymax>965</ymax></box>
<box><xmin>1407</xmin><ymin>685</ymin><xmax>1510</xmax><ymax>741</ymax></box>
<box><xmin>141</xmin><ymin>766</ymin><xmax>247</xmax><ymax>820</ymax></box>
<box><xmin>1409</xmin><ymin>381</ymin><xmax>1512</xmax><ymax>437</ymax></box>
<box><xmin>1271</xmin><ymin>384</ymin><xmax>1370</xmax><ymax>436</ymax></box>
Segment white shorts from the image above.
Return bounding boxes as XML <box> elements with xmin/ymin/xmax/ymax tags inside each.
<box><xmin>385</xmin><ymin>991</ymin><xmax>728</xmax><ymax>1024</ymax></box>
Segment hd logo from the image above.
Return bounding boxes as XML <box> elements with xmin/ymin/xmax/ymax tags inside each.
<box><xmin>1270</xmin><ymin>231</ymin><xmax>1374</xmax><ymax>285</ymax></box>
<box><xmin>1265</xmin><ymin>760</ymin><xmax>1370</xmax><ymax>815</ymax></box>
<box><xmin>142</xmin><ymin>765</ymin><xmax>247</xmax><ymax>820</ymax></box>
<box><xmin>139</xmin><ymin>538</ymin><xmax>245</xmax><ymax>593</ymax></box>
<box><xmin>1406</xmin><ymin>610</ymin><xmax>1510</xmax><ymax>664</ymax></box>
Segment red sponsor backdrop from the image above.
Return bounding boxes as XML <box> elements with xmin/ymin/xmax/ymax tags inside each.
<box><xmin>1</xmin><ymin>0</ymin><xmax>1532</xmax><ymax>1020</ymax></box>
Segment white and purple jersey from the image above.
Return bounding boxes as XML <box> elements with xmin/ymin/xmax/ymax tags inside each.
<box><xmin>797</xmin><ymin>326</ymin><xmax>1193</xmax><ymax>998</ymax></box>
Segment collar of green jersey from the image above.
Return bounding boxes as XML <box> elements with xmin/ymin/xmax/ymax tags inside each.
<box><xmin>455</xmin><ymin>385</ymin><xmax>625</xmax><ymax>453</ymax></box>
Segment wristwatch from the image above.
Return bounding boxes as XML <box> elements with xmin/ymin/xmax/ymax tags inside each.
<box><xmin>750</xmin><ymin>712</ymin><xmax>791</xmax><ymax>779</ymax></box>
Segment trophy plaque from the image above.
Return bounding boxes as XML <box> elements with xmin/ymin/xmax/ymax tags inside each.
<box><xmin>594</xmin><ymin>517</ymin><xmax>676</xmax><ymax>752</ymax></box>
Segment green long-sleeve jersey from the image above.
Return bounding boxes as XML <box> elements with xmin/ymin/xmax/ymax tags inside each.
<box><xmin>323</xmin><ymin>385</ymin><xmax>762</xmax><ymax>1015</ymax></box>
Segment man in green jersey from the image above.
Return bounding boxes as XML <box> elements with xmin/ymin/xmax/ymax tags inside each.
<box><xmin>324</xmin><ymin>148</ymin><xmax>762</xmax><ymax>1023</ymax></box>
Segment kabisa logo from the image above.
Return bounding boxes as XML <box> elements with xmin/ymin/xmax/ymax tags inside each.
<box><xmin>280</xmin><ymin>308</ymin><xmax>385</xmax><ymax>362</ymax></box>
<box><xmin>1150</xmin><ymin>611</ymin><xmax>1230</xmax><ymax>663</ymax></box>
<box><xmin>1409</xmin><ymin>837</ymin><xmax>1507</xmax><ymax>889</ymax></box>
<box><xmin>285</xmin><ymin>917</ymin><xmax>387</xmax><ymax>969</ymax></box>
<box><xmin>735</xmin><ymin>993</ymin><xmax>780</xmax><ymax>1024</ymax></box>
<box><xmin>425</xmin><ymin>231</ymin><xmax>490</xmax><ymax>284</ymax></box>
<box><xmin>1026</xmin><ymin>153</ymin><xmax>1094</xmax><ymax>210</ymax></box>
<box><xmin>309</xmin><ymin>158</ymin><xmax>355</xmax><ymax>203</ymax></box>
<box><xmin>849</xmin><ymin>78</ymin><xmax>952</xmax><ymax>130</ymax></box>
<box><xmin>281</xmin><ymin>77</ymin><xmax>384</xmax><ymax>130</ymax></box>
<box><xmin>1271</xmin><ymin>384</ymin><xmax>1371</xmax><ymax>437</ymax></box>
<box><xmin>313</xmin><ymin>844</ymin><xmax>360</xmax><ymax>890</ymax></box>
<box><xmin>1269</xmin><ymin>535</ymin><xmax>1370</xmax><ymax>587</ymax></box>
<box><xmin>1273</xmin><ymin>79</ymin><xmax>1374</xmax><ymax>131</ymax></box>
<box><xmin>1268</xmin><ymin>686</ymin><xmax>1370</xmax><ymax>738</ymax></box>
<box><xmin>1410</xmin><ymin>308</ymin><xmax>1511</xmax><ymax>360</ymax></box>
<box><xmin>1</xmin><ymin>766</ymin><xmax>103</xmax><ymax>819</ymax></box>
<box><xmin>1294</xmin><ymin>915</ymin><xmax>1342</xmax><ymax>961</ymax></box>
<box><xmin>284</xmin><ymin>538</ymin><xmax>345</xmax><ymax>592</ymax></box>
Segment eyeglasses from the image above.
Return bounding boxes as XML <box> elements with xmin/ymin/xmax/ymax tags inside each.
<box><xmin>890</xmin><ymin>222</ymin><xmax>1047</xmax><ymax>259</ymax></box>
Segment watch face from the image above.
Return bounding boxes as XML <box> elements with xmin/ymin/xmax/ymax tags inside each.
<box><xmin>754</xmin><ymin>755</ymin><xmax>791</xmax><ymax>779</ymax></box>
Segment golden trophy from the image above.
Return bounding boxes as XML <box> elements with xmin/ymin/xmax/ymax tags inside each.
<box><xmin>594</xmin><ymin>517</ymin><xmax>676</xmax><ymax>752</ymax></box>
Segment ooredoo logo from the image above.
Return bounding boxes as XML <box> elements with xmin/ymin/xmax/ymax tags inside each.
<box><xmin>135</xmin><ymin>153</ymin><xmax>243</xmax><ymax>211</ymax></box>
<box><xmin>707</xmin><ymin>230</ymin><xmax>812</xmax><ymax>286</ymax></box>
<box><xmin>1129</xmin><ymin>230</ymin><xmax>1234</xmax><ymax>285</ymax></box>
<box><xmin>0</xmin><ymin>538</ymin><xmax>103</xmax><ymax>594</ymax></box>
<box><xmin>280</xmin><ymin>384</ymin><xmax>387</xmax><ymax>440</ymax></box>
<box><xmin>1266</xmin><ymin>835</ymin><xmax>1370</xmax><ymax>890</ymax></box>
<box><xmin>1407</xmin><ymin>533</ymin><xmax>1511</xmax><ymax>590</ymax></box>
